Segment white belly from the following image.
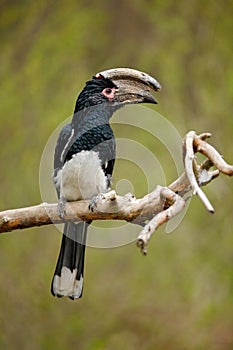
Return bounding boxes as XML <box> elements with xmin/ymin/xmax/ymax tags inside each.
<box><xmin>54</xmin><ymin>150</ymin><xmax>108</xmax><ymax>200</ymax></box>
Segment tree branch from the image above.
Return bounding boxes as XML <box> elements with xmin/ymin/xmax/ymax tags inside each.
<box><xmin>0</xmin><ymin>131</ymin><xmax>232</xmax><ymax>254</ymax></box>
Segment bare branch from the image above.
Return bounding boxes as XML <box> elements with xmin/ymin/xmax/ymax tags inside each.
<box><xmin>193</xmin><ymin>134</ymin><xmax>233</xmax><ymax>176</ymax></box>
<box><xmin>0</xmin><ymin>130</ymin><xmax>232</xmax><ymax>255</ymax></box>
<box><xmin>137</xmin><ymin>187</ymin><xmax>186</xmax><ymax>255</ymax></box>
<box><xmin>183</xmin><ymin>131</ymin><xmax>215</xmax><ymax>213</ymax></box>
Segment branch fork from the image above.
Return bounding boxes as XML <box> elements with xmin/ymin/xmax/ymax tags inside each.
<box><xmin>0</xmin><ymin>131</ymin><xmax>232</xmax><ymax>256</ymax></box>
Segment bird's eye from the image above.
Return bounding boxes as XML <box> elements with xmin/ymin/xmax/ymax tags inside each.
<box><xmin>104</xmin><ymin>88</ymin><xmax>112</xmax><ymax>94</ymax></box>
<box><xmin>101</xmin><ymin>87</ymin><xmax>116</xmax><ymax>100</ymax></box>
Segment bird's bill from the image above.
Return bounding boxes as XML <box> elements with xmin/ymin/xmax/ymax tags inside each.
<box><xmin>95</xmin><ymin>67</ymin><xmax>161</xmax><ymax>105</ymax></box>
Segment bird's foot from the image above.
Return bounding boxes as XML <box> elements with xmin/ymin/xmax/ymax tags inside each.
<box><xmin>89</xmin><ymin>190</ymin><xmax>116</xmax><ymax>212</ymax></box>
<box><xmin>89</xmin><ymin>194</ymin><xmax>102</xmax><ymax>212</ymax></box>
<box><xmin>58</xmin><ymin>197</ymin><xmax>67</xmax><ymax>220</ymax></box>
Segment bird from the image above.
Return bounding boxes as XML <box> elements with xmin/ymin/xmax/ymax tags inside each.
<box><xmin>51</xmin><ymin>68</ymin><xmax>161</xmax><ymax>300</ymax></box>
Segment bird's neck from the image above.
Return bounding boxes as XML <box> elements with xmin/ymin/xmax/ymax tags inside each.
<box><xmin>71</xmin><ymin>103</ymin><xmax>115</xmax><ymax>129</ymax></box>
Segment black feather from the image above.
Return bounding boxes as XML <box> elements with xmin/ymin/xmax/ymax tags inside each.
<box><xmin>74</xmin><ymin>77</ymin><xmax>117</xmax><ymax>113</ymax></box>
<box><xmin>52</xmin><ymin>76</ymin><xmax>117</xmax><ymax>299</ymax></box>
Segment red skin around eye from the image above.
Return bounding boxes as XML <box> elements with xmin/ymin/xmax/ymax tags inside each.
<box><xmin>101</xmin><ymin>88</ymin><xmax>117</xmax><ymax>101</ymax></box>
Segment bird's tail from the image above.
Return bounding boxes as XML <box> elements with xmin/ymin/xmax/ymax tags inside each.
<box><xmin>51</xmin><ymin>221</ymin><xmax>88</xmax><ymax>300</ymax></box>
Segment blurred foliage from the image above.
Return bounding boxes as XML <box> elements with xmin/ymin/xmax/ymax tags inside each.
<box><xmin>0</xmin><ymin>0</ymin><xmax>233</xmax><ymax>349</ymax></box>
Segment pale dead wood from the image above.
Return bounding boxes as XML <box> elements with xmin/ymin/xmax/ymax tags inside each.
<box><xmin>137</xmin><ymin>187</ymin><xmax>186</xmax><ymax>255</ymax></box>
<box><xmin>183</xmin><ymin>131</ymin><xmax>215</xmax><ymax>213</ymax></box>
<box><xmin>0</xmin><ymin>131</ymin><xmax>232</xmax><ymax>255</ymax></box>
<box><xmin>135</xmin><ymin>132</ymin><xmax>233</xmax><ymax>253</ymax></box>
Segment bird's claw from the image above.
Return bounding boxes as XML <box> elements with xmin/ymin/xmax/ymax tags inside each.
<box><xmin>89</xmin><ymin>190</ymin><xmax>117</xmax><ymax>212</ymax></box>
<box><xmin>89</xmin><ymin>194</ymin><xmax>102</xmax><ymax>212</ymax></box>
<box><xmin>58</xmin><ymin>197</ymin><xmax>67</xmax><ymax>220</ymax></box>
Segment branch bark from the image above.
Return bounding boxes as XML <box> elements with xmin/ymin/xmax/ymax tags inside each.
<box><xmin>0</xmin><ymin>131</ymin><xmax>232</xmax><ymax>254</ymax></box>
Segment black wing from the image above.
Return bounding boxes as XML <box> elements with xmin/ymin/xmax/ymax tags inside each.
<box><xmin>54</xmin><ymin>123</ymin><xmax>116</xmax><ymax>184</ymax></box>
<box><xmin>54</xmin><ymin>123</ymin><xmax>74</xmax><ymax>172</ymax></box>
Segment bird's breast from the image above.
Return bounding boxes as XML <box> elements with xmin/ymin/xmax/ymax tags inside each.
<box><xmin>54</xmin><ymin>150</ymin><xmax>108</xmax><ymax>201</ymax></box>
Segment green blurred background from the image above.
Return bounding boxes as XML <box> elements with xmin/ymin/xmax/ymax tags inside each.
<box><xmin>0</xmin><ymin>1</ymin><xmax>233</xmax><ymax>349</ymax></box>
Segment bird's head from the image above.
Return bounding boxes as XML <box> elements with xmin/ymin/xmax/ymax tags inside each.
<box><xmin>74</xmin><ymin>68</ymin><xmax>161</xmax><ymax>113</ymax></box>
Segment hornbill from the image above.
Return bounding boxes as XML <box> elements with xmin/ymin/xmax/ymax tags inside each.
<box><xmin>51</xmin><ymin>68</ymin><xmax>161</xmax><ymax>299</ymax></box>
